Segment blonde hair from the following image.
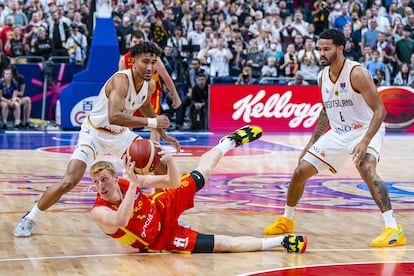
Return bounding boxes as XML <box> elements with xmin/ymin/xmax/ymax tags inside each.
<box><xmin>90</xmin><ymin>161</ymin><xmax>117</xmax><ymax>178</ymax></box>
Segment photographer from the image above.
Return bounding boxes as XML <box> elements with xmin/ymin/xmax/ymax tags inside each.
<box><xmin>236</xmin><ymin>66</ymin><xmax>256</xmax><ymax>85</ymax></box>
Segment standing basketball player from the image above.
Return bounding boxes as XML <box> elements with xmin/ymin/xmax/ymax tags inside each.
<box><xmin>90</xmin><ymin>126</ymin><xmax>307</xmax><ymax>254</ymax></box>
<box><xmin>120</xmin><ymin>30</ymin><xmax>182</xmax><ymax>175</ymax></box>
<box><xmin>264</xmin><ymin>29</ymin><xmax>406</xmax><ymax>247</ymax></box>
<box><xmin>14</xmin><ymin>42</ymin><xmax>180</xmax><ymax>237</ymax></box>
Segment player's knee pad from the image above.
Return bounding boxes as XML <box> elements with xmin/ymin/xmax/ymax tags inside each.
<box><xmin>71</xmin><ymin>144</ymin><xmax>95</xmax><ymax>165</ymax></box>
<box><xmin>191</xmin><ymin>170</ymin><xmax>205</xmax><ymax>191</ymax></box>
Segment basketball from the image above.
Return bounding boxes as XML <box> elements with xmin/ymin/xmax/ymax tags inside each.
<box><xmin>378</xmin><ymin>87</ymin><xmax>414</xmax><ymax>128</ymax></box>
<box><xmin>127</xmin><ymin>139</ymin><xmax>161</xmax><ymax>175</ymax></box>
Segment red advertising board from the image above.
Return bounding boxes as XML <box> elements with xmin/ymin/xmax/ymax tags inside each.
<box><xmin>209</xmin><ymin>85</ymin><xmax>323</xmax><ymax>132</ymax></box>
<box><xmin>209</xmin><ymin>85</ymin><xmax>414</xmax><ymax>133</ymax></box>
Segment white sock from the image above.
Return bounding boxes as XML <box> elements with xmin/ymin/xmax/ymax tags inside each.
<box><xmin>15</xmin><ymin>120</ymin><xmax>21</xmax><ymax>125</ymax></box>
<box><xmin>25</xmin><ymin>204</ymin><xmax>43</xmax><ymax>222</ymax></box>
<box><xmin>283</xmin><ymin>204</ymin><xmax>295</xmax><ymax>220</ymax></box>
<box><xmin>383</xmin><ymin>210</ymin><xmax>398</xmax><ymax>230</ymax></box>
<box><xmin>261</xmin><ymin>236</ymin><xmax>284</xmax><ymax>250</ymax></box>
<box><xmin>214</xmin><ymin>139</ymin><xmax>235</xmax><ymax>155</ymax></box>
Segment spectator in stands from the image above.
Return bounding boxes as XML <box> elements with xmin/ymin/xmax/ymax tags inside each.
<box><xmin>229</xmin><ymin>39</ymin><xmax>247</xmax><ymax>77</ymax></box>
<box><xmin>351</xmin><ymin>16</ymin><xmax>369</xmax><ymax>60</ymax></box>
<box><xmin>365</xmin><ymin>50</ymin><xmax>387</xmax><ymax>78</ymax></box>
<box><xmin>287</xmin><ymin>71</ymin><xmax>310</xmax><ymax>86</ymax></box>
<box><xmin>116</xmin><ymin>13</ymin><xmax>133</xmax><ymax>55</ymax></box>
<box><xmin>292</xmin><ymin>10</ymin><xmax>309</xmax><ymax>36</ymax></box>
<box><xmin>0</xmin><ymin>16</ymin><xmax>15</xmax><ymax>57</ymax></box>
<box><xmin>9</xmin><ymin>64</ymin><xmax>31</xmax><ymax>128</ymax></box>
<box><xmin>0</xmin><ymin>2</ymin><xmax>6</xmax><ymax>28</ymax></box>
<box><xmin>65</xmin><ymin>23</ymin><xmax>88</xmax><ymax>65</ymax></box>
<box><xmin>245</xmin><ymin>39</ymin><xmax>265</xmax><ymax>79</ymax></box>
<box><xmin>393</xmin><ymin>63</ymin><xmax>414</xmax><ymax>85</ymax></box>
<box><xmin>261</xmin><ymin>56</ymin><xmax>279</xmax><ymax>79</ymax></box>
<box><xmin>5</xmin><ymin>26</ymin><xmax>25</xmax><ymax>58</ymax></box>
<box><xmin>200</xmin><ymin>36</ymin><xmax>233</xmax><ymax>80</ymax></box>
<box><xmin>374</xmin><ymin>69</ymin><xmax>390</xmax><ymax>86</ymax></box>
<box><xmin>49</xmin><ymin>9</ymin><xmax>70</xmax><ymax>57</ymax></box>
<box><xmin>362</xmin><ymin>19</ymin><xmax>380</xmax><ymax>49</ymax></box>
<box><xmin>344</xmin><ymin>39</ymin><xmax>359</xmax><ymax>61</ymax></box>
<box><xmin>187</xmin><ymin>19</ymin><xmax>205</xmax><ymax>58</ymax></box>
<box><xmin>7</xmin><ymin>1</ymin><xmax>28</xmax><ymax>26</ymax></box>
<box><xmin>370</xmin><ymin>5</ymin><xmax>390</xmax><ymax>33</ymax></box>
<box><xmin>189</xmin><ymin>72</ymin><xmax>209</xmax><ymax>130</ymax></box>
<box><xmin>304</xmin><ymin>23</ymin><xmax>319</xmax><ymax>44</ymax></box>
<box><xmin>23</xmin><ymin>11</ymin><xmax>48</xmax><ymax>56</ymax></box>
<box><xmin>328</xmin><ymin>1</ymin><xmax>342</xmax><ymax>28</ymax></box>
<box><xmin>0</xmin><ymin>67</ymin><xmax>21</xmax><ymax>129</ymax></box>
<box><xmin>395</xmin><ymin>25</ymin><xmax>414</xmax><ymax>65</ymax></box>
<box><xmin>297</xmin><ymin>36</ymin><xmax>320</xmax><ymax>84</ymax></box>
<box><xmin>279</xmin><ymin>16</ymin><xmax>301</xmax><ymax>52</ymax></box>
<box><xmin>280</xmin><ymin>43</ymin><xmax>298</xmax><ymax>78</ymax></box>
<box><xmin>189</xmin><ymin>58</ymin><xmax>208</xmax><ymax>88</ymax></box>
<box><xmin>312</xmin><ymin>0</ymin><xmax>329</xmax><ymax>35</ymax></box>
<box><xmin>332</xmin><ymin>4</ymin><xmax>352</xmax><ymax>32</ymax></box>
<box><xmin>33</xmin><ymin>26</ymin><xmax>52</xmax><ymax>61</ymax></box>
<box><xmin>235</xmin><ymin>66</ymin><xmax>256</xmax><ymax>85</ymax></box>
<box><xmin>167</xmin><ymin>27</ymin><xmax>188</xmax><ymax>57</ymax></box>
<box><xmin>0</xmin><ymin>51</ymin><xmax>10</xmax><ymax>75</ymax></box>
<box><xmin>72</xmin><ymin>12</ymin><xmax>88</xmax><ymax>37</ymax></box>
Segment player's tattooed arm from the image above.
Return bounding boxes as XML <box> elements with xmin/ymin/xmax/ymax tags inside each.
<box><xmin>309</xmin><ymin>107</ymin><xmax>329</xmax><ymax>144</ymax></box>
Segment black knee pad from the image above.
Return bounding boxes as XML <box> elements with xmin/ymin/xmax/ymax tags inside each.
<box><xmin>190</xmin><ymin>170</ymin><xmax>205</xmax><ymax>191</ymax></box>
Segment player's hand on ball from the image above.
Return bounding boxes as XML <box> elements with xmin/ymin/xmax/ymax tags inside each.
<box><xmin>124</xmin><ymin>155</ymin><xmax>143</xmax><ymax>188</ymax></box>
<box><xmin>154</xmin><ymin>143</ymin><xmax>173</xmax><ymax>162</ymax></box>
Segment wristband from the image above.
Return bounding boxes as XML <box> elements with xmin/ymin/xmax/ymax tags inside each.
<box><xmin>147</xmin><ymin>117</ymin><xmax>157</xmax><ymax>128</ymax></box>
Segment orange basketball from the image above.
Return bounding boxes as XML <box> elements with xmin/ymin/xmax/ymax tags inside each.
<box><xmin>127</xmin><ymin>139</ymin><xmax>161</xmax><ymax>175</ymax></box>
<box><xmin>378</xmin><ymin>87</ymin><xmax>414</xmax><ymax>128</ymax></box>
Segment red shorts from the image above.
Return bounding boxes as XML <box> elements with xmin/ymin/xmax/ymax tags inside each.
<box><xmin>149</xmin><ymin>173</ymin><xmax>200</xmax><ymax>252</ymax></box>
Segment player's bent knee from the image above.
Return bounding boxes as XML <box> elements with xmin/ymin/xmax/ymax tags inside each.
<box><xmin>72</xmin><ymin>144</ymin><xmax>95</xmax><ymax>164</ymax></box>
<box><xmin>191</xmin><ymin>170</ymin><xmax>205</xmax><ymax>191</ymax></box>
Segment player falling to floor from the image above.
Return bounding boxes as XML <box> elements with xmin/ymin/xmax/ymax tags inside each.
<box><xmin>90</xmin><ymin>125</ymin><xmax>307</xmax><ymax>254</ymax></box>
<box><xmin>14</xmin><ymin>42</ymin><xmax>180</xmax><ymax>237</ymax></box>
<box><xmin>264</xmin><ymin>29</ymin><xmax>406</xmax><ymax>247</ymax></box>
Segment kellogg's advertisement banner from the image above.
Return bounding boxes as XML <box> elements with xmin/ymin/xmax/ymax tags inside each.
<box><xmin>209</xmin><ymin>85</ymin><xmax>323</xmax><ymax>132</ymax></box>
<box><xmin>209</xmin><ymin>85</ymin><xmax>414</xmax><ymax>133</ymax></box>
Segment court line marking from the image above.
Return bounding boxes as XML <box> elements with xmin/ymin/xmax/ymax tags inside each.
<box><xmin>238</xmin><ymin>260</ymin><xmax>414</xmax><ymax>276</ymax></box>
<box><xmin>0</xmin><ymin>252</ymin><xmax>165</xmax><ymax>263</ymax></box>
<box><xmin>1</xmin><ymin>248</ymin><xmax>412</xmax><ymax>263</ymax></box>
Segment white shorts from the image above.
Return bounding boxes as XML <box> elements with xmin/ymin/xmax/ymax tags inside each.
<box><xmin>303</xmin><ymin>126</ymin><xmax>385</xmax><ymax>174</ymax></box>
<box><xmin>71</xmin><ymin>120</ymin><xmax>140</xmax><ymax>165</ymax></box>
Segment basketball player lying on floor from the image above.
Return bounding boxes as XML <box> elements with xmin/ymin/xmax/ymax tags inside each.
<box><xmin>90</xmin><ymin>126</ymin><xmax>307</xmax><ymax>253</ymax></box>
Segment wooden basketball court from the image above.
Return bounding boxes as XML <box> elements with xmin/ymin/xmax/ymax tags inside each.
<box><xmin>1</xmin><ymin>130</ymin><xmax>413</xmax><ymax>275</ymax></box>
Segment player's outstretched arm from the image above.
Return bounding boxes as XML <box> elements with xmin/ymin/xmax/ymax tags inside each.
<box><xmin>156</xmin><ymin>58</ymin><xmax>182</xmax><ymax>109</ymax></box>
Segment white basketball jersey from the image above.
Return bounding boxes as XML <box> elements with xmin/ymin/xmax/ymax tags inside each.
<box><xmin>88</xmin><ymin>69</ymin><xmax>149</xmax><ymax>132</ymax></box>
<box><xmin>319</xmin><ymin>59</ymin><xmax>381</xmax><ymax>133</ymax></box>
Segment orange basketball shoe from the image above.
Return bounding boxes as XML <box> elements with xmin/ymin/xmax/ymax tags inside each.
<box><xmin>264</xmin><ymin>216</ymin><xmax>294</xmax><ymax>235</ymax></box>
<box><xmin>370</xmin><ymin>225</ymin><xmax>406</xmax><ymax>247</ymax></box>
<box><xmin>282</xmin><ymin>234</ymin><xmax>307</xmax><ymax>253</ymax></box>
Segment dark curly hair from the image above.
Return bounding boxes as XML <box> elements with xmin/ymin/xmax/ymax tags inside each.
<box><xmin>319</xmin><ymin>29</ymin><xmax>346</xmax><ymax>47</ymax></box>
<box><xmin>129</xmin><ymin>41</ymin><xmax>161</xmax><ymax>58</ymax></box>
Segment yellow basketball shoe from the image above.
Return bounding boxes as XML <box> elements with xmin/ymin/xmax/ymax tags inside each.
<box><xmin>370</xmin><ymin>225</ymin><xmax>406</xmax><ymax>247</ymax></box>
<box><xmin>219</xmin><ymin>125</ymin><xmax>263</xmax><ymax>147</ymax></box>
<box><xmin>282</xmin><ymin>234</ymin><xmax>307</xmax><ymax>253</ymax></box>
<box><xmin>264</xmin><ymin>216</ymin><xmax>294</xmax><ymax>235</ymax></box>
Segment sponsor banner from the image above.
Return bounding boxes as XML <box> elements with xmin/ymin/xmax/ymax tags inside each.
<box><xmin>209</xmin><ymin>85</ymin><xmax>323</xmax><ymax>132</ymax></box>
<box><xmin>210</xmin><ymin>85</ymin><xmax>414</xmax><ymax>133</ymax></box>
